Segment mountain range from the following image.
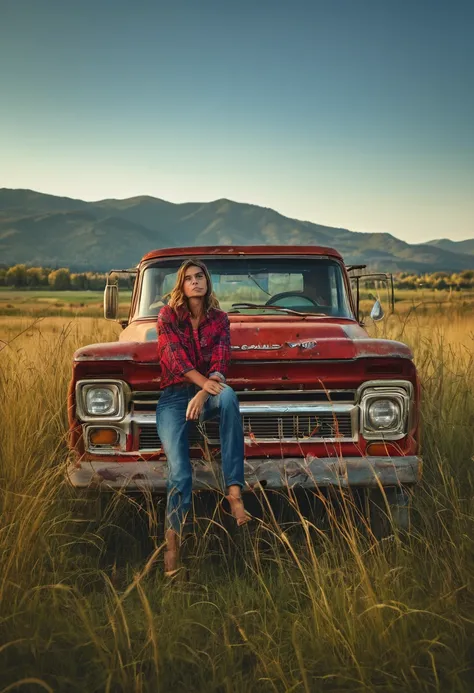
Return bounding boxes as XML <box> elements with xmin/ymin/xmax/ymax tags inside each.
<box><xmin>0</xmin><ymin>188</ymin><xmax>472</xmax><ymax>273</ymax></box>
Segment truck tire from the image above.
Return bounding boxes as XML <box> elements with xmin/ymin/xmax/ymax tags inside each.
<box><xmin>368</xmin><ymin>486</ymin><xmax>412</xmax><ymax>539</ymax></box>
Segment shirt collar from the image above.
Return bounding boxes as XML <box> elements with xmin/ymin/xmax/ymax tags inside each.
<box><xmin>177</xmin><ymin>303</ymin><xmax>214</xmax><ymax>322</ymax></box>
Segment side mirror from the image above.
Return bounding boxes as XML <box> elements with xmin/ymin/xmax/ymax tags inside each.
<box><xmin>347</xmin><ymin>269</ymin><xmax>394</xmax><ymax>324</ymax></box>
<box><xmin>370</xmin><ymin>298</ymin><xmax>384</xmax><ymax>321</ymax></box>
<box><xmin>104</xmin><ymin>283</ymin><xmax>119</xmax><ymax>320</ymax></box>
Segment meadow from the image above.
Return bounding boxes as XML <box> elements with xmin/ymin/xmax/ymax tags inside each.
<box><xmin>0</xmin><ymin>292</ymin><xmax>473</xmax><ymax>692</ymax></box>
<box><xmin>0</xmin><ymin>288</ymin><xmax>133</xmax><ymax>318</ymax></box>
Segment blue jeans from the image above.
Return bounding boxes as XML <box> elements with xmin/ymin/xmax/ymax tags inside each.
<box><xmin>156</xmin><ymin>383</ymin><xmax>245</xmax><ymax>533</ymax></box>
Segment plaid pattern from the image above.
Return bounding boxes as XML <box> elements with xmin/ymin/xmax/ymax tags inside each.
<box><xmin>157</xmin><ymin>305</ymin><xmax>231</xmax><ymax>389</ymax></box>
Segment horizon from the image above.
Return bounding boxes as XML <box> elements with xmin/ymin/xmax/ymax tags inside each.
<box><xmin>1</xmin><ymin>0</ymin><xmax>473</xmax><ymax>244</ymax></box>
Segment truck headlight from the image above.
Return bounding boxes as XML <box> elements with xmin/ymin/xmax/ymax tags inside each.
<box><xmin>358</xmin><ymin>381</ymin><xmax>413</xmax><ymax>440</ymax></box>
<box><xmin>76</xmin><ymin>380</ymin><xmax>129</xmax><ymax>421</ymax></box>
<box><xmin>85</xmin><ymin>387</ymin><xmax>118</xmax><ymax>415</ymax></box>
<box><xmin>367</xmin><ymin>399</ymin><xmax>399</xmax><ymax>430</ymax></box>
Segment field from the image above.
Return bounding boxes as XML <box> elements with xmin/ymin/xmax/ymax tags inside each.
<box><xmin>0</xmin><ymin>293</ymin><xmax>473</xmax><ymax>692</ymax></box>
<box><xmin>0</xmin><ymin>288</ymin><xmax>133</xmax><ymax>318</ymax></box>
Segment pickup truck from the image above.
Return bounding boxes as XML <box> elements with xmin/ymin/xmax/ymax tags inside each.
<box><xmin>67</xmin><ymin>245</ymin><xmax>421</xmax><ymax>533</ymax></box>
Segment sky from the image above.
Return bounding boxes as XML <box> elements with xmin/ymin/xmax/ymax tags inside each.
<box><xmin>0</xmin><ymin>0</ymin><xmax>473</xmax><ymax>243</ymax></box>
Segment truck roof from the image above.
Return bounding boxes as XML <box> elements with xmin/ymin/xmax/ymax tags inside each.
<box><xmin>141</xmin><ymin>245</ymin><xmax>344</xmax><ymax>264</ymax></box>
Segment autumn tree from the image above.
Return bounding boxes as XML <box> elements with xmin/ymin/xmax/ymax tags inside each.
<box><xmin>6</xmin><ymin>264</ymin><xmax>28</xmax><ymax>287</ymax></box>
<box><xmin>71</xmin><ymin>273</ymin><xmax>89</xmax><ymax>290</ymax></box>
<box><xmin>48</xmin><ymin>268</ymin><xmax>71</xmax><ymax>290</ymax></box>
<box><xmin>26</xmin><ymin>267</ymin><xmax>45</xmax><ymax>286</ymax></box>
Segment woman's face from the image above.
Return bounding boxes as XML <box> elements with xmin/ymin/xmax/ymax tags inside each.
<box><xmin>182</xmin><ymin>264</ymin><xmax>208</xmax><ymax>299</ymax></box>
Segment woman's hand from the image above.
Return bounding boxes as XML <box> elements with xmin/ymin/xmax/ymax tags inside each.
<box><xmin>202</xmin><ymin>378</ymin><xmax>225</xmax><ymax>396</ymax></box>
<box><xmin>186</xmin><ymin>390</ymin><xmax>209</xmax><ymax>421</ymax></box>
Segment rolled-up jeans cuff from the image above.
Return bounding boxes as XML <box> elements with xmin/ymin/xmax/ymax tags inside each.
<box><xmin>208</xmin><ymin>371</ymin><xmax>226</xmax><ymax>382</ymax></box>
<box><xmin>226</xmin><ymin>480</ymin><xmax>244</xmax><ymax>489</ymax></box>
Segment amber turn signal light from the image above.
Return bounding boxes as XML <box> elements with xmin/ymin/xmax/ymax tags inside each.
<box><xmin>89</xmin><ymin>429</ymin><xmax>119</xmax><ymax>446</ymax></box>
<box><xmin>366</xmin><ymin>442</ymin><xmax>403</xmax><ymax>456</ymax></box>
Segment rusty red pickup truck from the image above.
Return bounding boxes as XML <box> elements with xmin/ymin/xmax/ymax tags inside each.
<box><xmin>67</xmin><ymin>245</ymin><xmax>421</xmax><ymax>531</ymax></box>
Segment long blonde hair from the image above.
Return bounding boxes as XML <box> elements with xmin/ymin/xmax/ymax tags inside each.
<box><xmin>164</xmin><ymin>259</ymin><xmax>220</xmax><ymax>314</ymax></box>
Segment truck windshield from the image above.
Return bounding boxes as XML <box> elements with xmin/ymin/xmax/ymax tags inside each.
<box><xmin>137</xmin><ymin>257</ymin><xmax>354</xmax><ymax>319</ymax></box>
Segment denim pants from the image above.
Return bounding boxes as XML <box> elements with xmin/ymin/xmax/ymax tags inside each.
<box><xmin>156</xmin><ymin>383</ymin><xmax>245</xmax><ymax>533</ymax></box>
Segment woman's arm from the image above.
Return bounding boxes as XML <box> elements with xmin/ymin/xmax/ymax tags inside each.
<box><xmin>184</xmin><ymin>368</ymin><xmax>224</xmax><ymax>395</ymax></box>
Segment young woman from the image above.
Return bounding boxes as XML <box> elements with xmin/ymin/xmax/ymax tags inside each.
<box><xmin>156</xmin><ymin>259</ymin><xmax>250</xmax><ymax>576</ymax></box>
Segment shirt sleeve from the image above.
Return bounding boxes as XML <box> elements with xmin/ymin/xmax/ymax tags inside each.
<box><xmin>208</xmin><ymin>312</ymin><xmax>231</xmax><ymax>378</ymax></box>
<box><xmin>157</xmin><ymin>307</ymin><xmax>194</xmax><ymax>378</ymax></box>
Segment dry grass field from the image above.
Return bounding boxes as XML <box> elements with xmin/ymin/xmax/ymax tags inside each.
<box><xmin>0</xmin><ymin>296</ymin><xmax>473</xmax><ymax>692</ymax></box>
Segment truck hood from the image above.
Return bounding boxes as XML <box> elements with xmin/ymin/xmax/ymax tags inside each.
<box><xmin>74</xmin><ymin>320</ymin><xmax>413</xmax><ymax>362</ymax></box>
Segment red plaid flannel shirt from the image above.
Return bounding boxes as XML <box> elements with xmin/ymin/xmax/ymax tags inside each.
<box><xmin>157</xmin><ymin>304</ymin><xmax>231</xmax><ymax>389</ymax></box>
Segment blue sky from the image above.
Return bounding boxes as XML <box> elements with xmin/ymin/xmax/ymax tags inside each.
<box><xmin>1</xmin><ymin>0</ymin><xmax>473</xmax><ymax>243</ymax></box>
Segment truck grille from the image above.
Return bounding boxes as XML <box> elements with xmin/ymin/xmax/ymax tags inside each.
<box><xmin>243</xmin><ymin>412</ymin><xmax>352</xmax><ymax>440</ymax></box>
<box><xmin>138</xmin><ymin>411</ymin><xmax>354</xmax><ymax>451</ymax></box>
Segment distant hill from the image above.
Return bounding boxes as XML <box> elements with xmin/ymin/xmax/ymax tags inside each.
<box><xmin>0</xmin><ymin>188</ymin><xmax>473</xmax><ymax>272</ymax></box>
<box><xmin>424</xmin><ymin>238</ymin><xmax>474</xmax><ymax>255</ymax></box>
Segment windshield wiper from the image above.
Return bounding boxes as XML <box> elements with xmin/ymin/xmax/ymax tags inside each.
<box><xmin>246</xmin><ymin>272</ymin><xmax>272</xmax><ymax>296</ymax></box>
<box><xmin>231</xmin><ymin>303</ymin><xmax>327</xmax><ymax>317</ymax></box>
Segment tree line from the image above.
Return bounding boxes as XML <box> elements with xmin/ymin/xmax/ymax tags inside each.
<box><xmin>0</xmin><ymin>265</ymin><xmax>130</xmax><ymax>290</ymax></box>
<box><xmin>1</xmin><ymin>264</ymin><xmax>474</xmax><ymax>291</ymax></box>
<box><xmin>394</xmin><ymin>270</ymin><xmax>474</xmax><ymax>290</ymax></box>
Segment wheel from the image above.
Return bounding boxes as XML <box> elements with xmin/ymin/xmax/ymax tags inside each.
<box><xmin>368</xmin><ymin>486</ymin><xmax>412</xmax><ymax>539</ymax></box>
<box><xmin>68</xmin><ymin>488</ymin><xmax>106</xmax><ymax>524</ymax></box>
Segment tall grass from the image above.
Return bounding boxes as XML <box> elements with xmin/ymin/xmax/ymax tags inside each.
<box><xmin>0</xmin><ymin>312</ymin><xmax>473</xmax><ymax>692</ymax></box>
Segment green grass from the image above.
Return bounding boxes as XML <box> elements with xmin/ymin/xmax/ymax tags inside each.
<box><xmin>0</xmin><ymin>288</ymin><xmax>133</xmax><ymax>303</ymax></box>
<box><xmin>0</xmin><ymin>290</ymin><xmax>132</xmax><ymax>318</ymax></box>
<box><xmin>0</xmin><ymin>288</ymin><xmax>105</xmax><ymax>302</ymax></box>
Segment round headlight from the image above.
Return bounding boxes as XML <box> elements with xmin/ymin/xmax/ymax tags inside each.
<box><xmin>367</xmin><ymin>399</ymin><xmax>399</xmax><ymax>430</ymax></box>
<box><xmin>85</xmin><ymin>387</ymin><xmax>116</xmax><ymax>415</ymax></box>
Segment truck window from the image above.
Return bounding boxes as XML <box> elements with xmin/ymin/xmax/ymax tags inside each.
<box><xmin>137</xmin><ymin>257</ymin><xmax>354</xmax><ymax>319</ymax></box>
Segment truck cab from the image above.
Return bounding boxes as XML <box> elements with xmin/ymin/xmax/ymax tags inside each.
<box><xmin>67</xmin><ymin>245</ymin><xmax>421</xmax><ymax>530</ymax></box>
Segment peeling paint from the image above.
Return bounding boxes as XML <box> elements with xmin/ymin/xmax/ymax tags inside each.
<box><xmin>140</xmin><ymin>245</ymin><xmax>345</xmax><ymax>264</ymax></box>
<box><xmin>67</xmin><ymin>456</ymin><xmax>421</xmax><ymax>491</ymax></box>
<box><xmin>286</xmin><ymin>340</ymin><xmax>318</xmax><ymax>350</ymax></box>
<box><xmin>75</xmin><ymin>329</ymin><xmax>413</xmax><ymax>363</ymax></box>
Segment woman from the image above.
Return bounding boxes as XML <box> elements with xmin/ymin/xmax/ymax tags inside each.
<box><xmin>156</xmin><ymin>258</ymin><xmax>250</xmax><ymax>577</ymax></box>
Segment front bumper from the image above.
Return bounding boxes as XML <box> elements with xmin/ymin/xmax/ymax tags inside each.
<box><xmin>67</xmin><ymin>455</ymin><xmax>422</xmax><ymax>492</ymax></box>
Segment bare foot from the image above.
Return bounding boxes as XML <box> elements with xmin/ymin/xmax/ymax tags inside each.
<box><xmin>226</xmin><ymin>489</ymin><xmax>251</xmax><ymax>526</ymax></box>
<box><xmin>164</xmin><ymin>529</ymin><xmax>179</xmax><ymax>575</ymax></box>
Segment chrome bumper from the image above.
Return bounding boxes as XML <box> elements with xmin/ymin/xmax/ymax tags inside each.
<box><xmin>67</xmin><ymin>455</ymin><xmax>422</xmax><ymax>491</ymax></box>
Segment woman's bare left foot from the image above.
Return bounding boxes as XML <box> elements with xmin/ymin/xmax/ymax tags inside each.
<box><xmin>225</xmin><ymin>491</ymin><xmax>251</xmax><ymax>526</ymax></box>
<box><xmin>164</xmin><ymin>529</ymin><xmax>180</xmax><ymax>576</ymax></box>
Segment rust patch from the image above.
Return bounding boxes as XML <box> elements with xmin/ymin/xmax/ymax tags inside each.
<box><xmin>67</xmin><ymin>456</ymin><xmax>422</xmax><ymax>491</ymax></box>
